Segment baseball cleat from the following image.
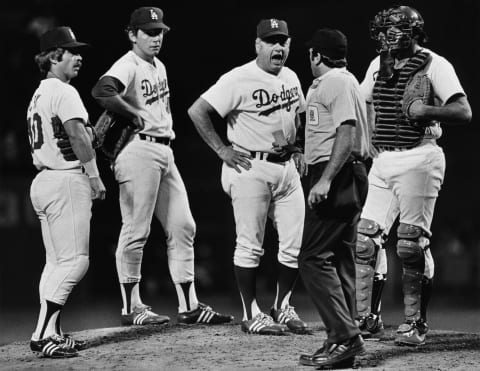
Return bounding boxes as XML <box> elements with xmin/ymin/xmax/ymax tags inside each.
<box><xmin>241</xmin><ymin>312</ymin><xmax>289</xmax><ymax>335</ymax></box>
<box><xmin>62</xmin><ymin>333</ymin><xmax>87</xmax><ymax>351</ymax></box>
<box><xmin>358</xmin><ymin>313</ymin><xmax>385</xmax><ymax>339</ymax></box>
<box><xmin>121</xmin><ymin>304</ymin><xmax>170</xmax><ymax>326</ymax></box>
<box><xmin>177</xmin><ymin>302</ymin><xmax>234</xmax><ymax>325</ymax></box>
<box><xmin>394</xmin><ymin>320</ymin><xmax>428</xmax><ymax>346</ymax></box>
<box><xmin>270</xmin><ymin>305</ymin><xmax>309</xmax><ymax>334</ymax></box>
<box><xmin>30</xmin><ymin>334</ymin><xmax>78</xmax><ymax>358</ymax></box>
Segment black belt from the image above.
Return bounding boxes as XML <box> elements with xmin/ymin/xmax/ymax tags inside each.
<box><xmin>139</xmin><ymin>133</ymin><xmax>171</xmax><ymax>145</ymax></box>
<box><xmin>250</xmin><ymin>151</ymin><xmax>292</xmax><ymax>163</ymax></box>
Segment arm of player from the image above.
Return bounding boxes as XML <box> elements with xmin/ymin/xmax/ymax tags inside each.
<box><xmin>92</xmin><ymin>76</ymin><xmax>144</xmax><ymax>132</ymax></box>
<box><xmin>188</xmin><ymin>97</ymin><xmax>251</xmax><ymax>173</ymax></box>
<box><xmin>408</xmin><ymin>94</ymin><xmax>472</xmax><ymax>125</ymax></box>
<box><xmin>292</xmin><ymin>113</ymin><xmax>307</xmax><ymax>176</ymax></box>
<box><xmin>64</xmin><ymin>119</ymin><xmax>106</xmax><ymax>200</ymax></box>
<box><xmin>308</xmin><ymin>121</ymin><xmax>355</xmax><ymax>209</ymax></box>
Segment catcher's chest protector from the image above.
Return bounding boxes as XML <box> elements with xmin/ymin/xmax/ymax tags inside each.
<box><xmin>372</xmin><ymin>51</ymin><xmax>432</xmax><ymax>150</ymax></box>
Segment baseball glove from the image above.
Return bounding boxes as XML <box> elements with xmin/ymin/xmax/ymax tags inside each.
<box><xmin>94</xmin><ymin>110</ymin><xmax>135</xmax><ymax>161</ymax></box>
<box><xmin>52</xmin><ymin>116</ymin><xmax>78</xmax><ymax>161</ymax></box>
<box><xmin>402</xmin><ymin>73</ymin><xmax>434</xmax><ymax>120</ymax></box>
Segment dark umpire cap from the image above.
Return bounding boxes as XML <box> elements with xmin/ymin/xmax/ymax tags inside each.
<box><xmin>40</xmin><ymin>27</ymin><xmax>89</xmax><ymax>52</ymax></box>
<box><xmin>306</xmin><ymin>28</ymin><xmax>348</xmax><ymax>60</ymax></box>
<box><xmin>257</xmin><ymin>19</ymin><xmax>289</xmax><ymax>39</ymax></box>
<box><xmin>129</xmin><ymin>7</ymin><xmax>170</xmax><ymax>31</ymax></box>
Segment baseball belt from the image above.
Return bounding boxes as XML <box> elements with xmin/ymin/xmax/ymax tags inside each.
<box><xmin>249</xmin><ymin>151</ymin><xmax>292</xmax><ymax>163</ymax></box>
<box><xmin>138</xmin><ymin>133</ymin><xmax>171</xmax><ymax>146</ymax></box>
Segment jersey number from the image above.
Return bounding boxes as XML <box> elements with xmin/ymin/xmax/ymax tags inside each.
<box><xmin>27</xmin><ymin>113</ymin><xmax>44</xmax><ymax>152</ymax></box>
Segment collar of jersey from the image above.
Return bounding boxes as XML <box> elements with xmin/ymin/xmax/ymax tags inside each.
<box><xmin>129</xmin><ymin>50</ymin><xmax>158</xmax><ymax>68</ymax></box>
<box><xmin>313</xmin><ymin>67</ymin><xmax>347</xmax><ymax>83</ymax></box>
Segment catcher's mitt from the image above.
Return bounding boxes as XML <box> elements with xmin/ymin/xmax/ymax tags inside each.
<box><xmin>94</xmin><ymin>110</ymin><xmax>135</xmax><ymax>161</ymax></box>
<box><xmin>402</xmin><ymin>73</ymin><xmax>433</xmax><ymax>120</ymax></box>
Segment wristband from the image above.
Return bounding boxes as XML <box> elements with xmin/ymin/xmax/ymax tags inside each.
<box><xmin>82</xmin><ymin>158</ymin><xmax>100</xmax><ymax>178</ymax></box>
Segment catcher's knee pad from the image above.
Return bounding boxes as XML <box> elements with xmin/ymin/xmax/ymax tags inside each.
<box><xmin>396</xmin><ymin>223</ymin><xmax>429</xmax><ymax>270</ymax></box>
<box><xmin>355</xmin><ymin>218</ymin><xmax>383</xmax><ymax>317</ymax></box>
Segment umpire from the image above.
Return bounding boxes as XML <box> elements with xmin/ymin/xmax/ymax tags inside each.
<box><xmin>298</xmin><ymin>29</ymin><xmax>371</xmax><ymax>368</ymax></box>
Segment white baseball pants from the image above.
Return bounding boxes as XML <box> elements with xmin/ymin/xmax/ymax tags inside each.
<box><xmin>30</xmin><ymin>169</ymin><xmax>91</xmax><ymax>305</ymax></box>
<box><xmin>114</xmin><ymin>137</ymin><xmax>195</xmax><ymax>284</ymax></box>
<box><xmin>221</xmin><ymin>158</ymin><xmax>305</xmax><ymax>268</ymax></box>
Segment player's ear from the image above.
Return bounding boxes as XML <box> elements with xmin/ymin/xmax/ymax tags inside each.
<box><xmin>255</xmin><ymin>38</ymin><xmax>261</xmax><ymax>54</ymax></box>
<box><xmin>127</xmin><ymin>28</ymin><xmax>137</xmax><ymax>44</ymax></box>
<box><xmin>310</xmin><ymin>49</ymin><xmax>322</xmax><ymax>66</ymax></box>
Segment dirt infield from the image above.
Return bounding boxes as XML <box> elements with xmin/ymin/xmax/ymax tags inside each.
<box><xmin>1</xmin><ymin>322</ymin><xmax>479</xmax><ymax>370</ymax></box>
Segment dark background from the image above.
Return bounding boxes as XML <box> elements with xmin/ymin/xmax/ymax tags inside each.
<box><xmin>0</xmin><ymin>0</ymin><xmax>479</xmax><ymax>342</ymax></box>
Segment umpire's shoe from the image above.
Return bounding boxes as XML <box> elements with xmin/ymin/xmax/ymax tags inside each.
<box><xmin>121</xmin><ymin>304</ymin><xmax>170</xmax><ymax>326</ymax></box>
<box><xmin>299</xmin><ymin>342</ymin><xmax>354</xmax><ymax>368</ymax></box>
<box><xmin>241</xmin><ymin>312</ymin><xmax>288</xmax><ymax>335</ymax></box>
<box><xmin>310</xmin><ymin>335</ymin><xmax>366</xmax><ymax>369</ymax></box>
<box><xmin>177</xmin><ymin>302</ymin><xmax>233</xmax><ymax>324</ymax></box>
<box><xmin>299</xmin><ymin>341</ymin><xmax>329</xmax><ymax>366</ymax></box>
<box><xmin>394</xmin><ymin>320</ymin><xmax>428</xmax><ymax>346</ymax></box>
<box><xmin>271</xmin><ymin>305</ymin><xmax>309</xmax><ymax>334</ymax></box>
<box><xmin>30</xmin><ymin>334</ymin><xmax>78</xmax><ymax>358</ymax></box>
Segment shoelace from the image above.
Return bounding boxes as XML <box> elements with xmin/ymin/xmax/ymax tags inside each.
<box><xmin>283</xmin><ymin>306</ymin><xmax>300</xmax><ymax>321</ymax></box>
<box><xmin>257</xmin><ymin>313</ymin><xmax>275</xmax><ymax>326</ymax></box>
<box><xmin>136</xmin><ymin>305</ymin><xmax>155</xmax><ymax>316</ymax></box>
<box><xmin>49</xmin><ymin>335</ymin><xmax>72</xmax><ymax>349</ymax></box>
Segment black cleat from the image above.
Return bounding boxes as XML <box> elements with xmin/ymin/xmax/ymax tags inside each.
<box><xmin>30</xmin><ymin>334</ymin><xmax>78</xmax><ymax>358</ymax></box>
<box><xmin>62</xmin><ymin>334</ymin><xmax>87</xmax><ymax>351</ymax></box>
<box><xmin>177</xmin><ymin>303</ymin><xmax>234</xmax><ymax>324</ymax></box>
<box><xmin>271</xmin><ymin>305</ymin><xmax>310</xmax><ymax>334</ymax></box>
<box><xmin>241</xmin><ymin>312</ymin><xmax>288</xmax><ymax>335</ymax></box>
<box><xmin>120</xmin><ymin>304</ymin><xmax>170</xmax><ymax>326</ymax></box>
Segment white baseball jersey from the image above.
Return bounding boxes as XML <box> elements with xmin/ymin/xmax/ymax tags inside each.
<box><xmin>360</xmin><ymin>47</ymin><xmax>466</xmax><ymax>140</ymax></box>
<box><xmin>201</xmin><ymin>59</ymin><xmax>305</xmax><ymax>152</ymax></box>
<box><xmin>305</xmin><ymin>68</ymin><xmax>370</xmax><ymax>164</ymax></box>
<box><xmin>27</xmin><ymin>78</ymin><xmax>88</xmax><ymax>170</ymax></box>
<box><xmin>103</xmin><ymin>50</ymin><xmax>174</xmax><ymax>139</ymax></box>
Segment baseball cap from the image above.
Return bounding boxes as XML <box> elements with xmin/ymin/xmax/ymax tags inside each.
<box><xmin>257</xmin><ymin>19</ymin><xmax>289</xmax><ymax>39</ymax></box>
<box><xmin>129</xmin><ymin>7</ymin><xmax>170</xmax><ymax>31</ymax></box>
<box><xmin>40</xmin><ymin>27</ymin><xmax>89</xmax><ymax>52</ymax></box>
<box><xmin>306</xmin><ymin>28</ymin><xmax>348</xmax><ymax>60</ymax></box>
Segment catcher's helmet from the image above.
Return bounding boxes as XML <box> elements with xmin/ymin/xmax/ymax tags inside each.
<box><xmin>370</xmin><ymin>5</ymin><xmax>427</xmax><ymax>52</ymax></box>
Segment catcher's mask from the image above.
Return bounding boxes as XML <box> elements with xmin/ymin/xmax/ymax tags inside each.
<box><xmin>370</xmin><ymin>5</ymin><xmax>426</xmax><ymax>52</ymax></box>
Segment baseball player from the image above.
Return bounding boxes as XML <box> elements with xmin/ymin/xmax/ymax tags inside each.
<box><xmin>28</xmin><ymin>27</ymin><xmax>106</xmax><ymax>358</ymax></box>
<box><xmin>188</xmin><ymin>18</ymin><xmax>308</xmax><ymax>335</ymax></box>
<box><xmin>298</xmin><ymin>28</ymin><xmax>370</xmax><ymax>368</ymax></box>
<box><xmin>355</xmin><ymin>5</ymin><xmax>472</xmax><ymax>346</ymax></box>
<box><xmin>91</xmin><ymin>7</ymin><xmax>233</xmax><ymax>326</ymax></box>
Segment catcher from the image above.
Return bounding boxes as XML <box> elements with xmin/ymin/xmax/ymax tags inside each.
<box><xmin>355</xmin><ymin>5</ymin><xmax>471</xmax><ymax>346</ymax></box>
